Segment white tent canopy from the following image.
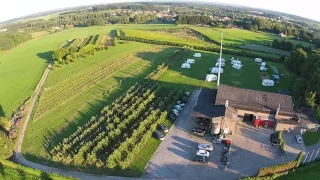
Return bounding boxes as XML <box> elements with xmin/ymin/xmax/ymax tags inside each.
<box><xmin>186</xmin><ymin>59</ymin><xmax>195</xmax><ymax>64</ymax></box>
<box><xmin>181</xmin><ymin>63</ymin><xmax>191</xmax><ymax>69</ymax></box>
<box><xmin>205</xmin><ymin>74</ymin><xmax>217</xmax><ymax>82</ymax></box>
<box><xmin>193</xmin><ymin>53</ymin><xmax>201</xmax><ymax>57</ymax></box>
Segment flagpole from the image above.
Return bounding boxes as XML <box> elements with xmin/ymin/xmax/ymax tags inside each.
<box><xmin>217</xmin><ymin>31</ymin><xmax>223</xmax><ymax>87</ymax></box>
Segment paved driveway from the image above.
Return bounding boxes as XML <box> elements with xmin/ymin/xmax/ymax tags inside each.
<box><xmin>142</xmin><ymin>91</ymin><xmax>298</xmax><ymax>180</ymax></box>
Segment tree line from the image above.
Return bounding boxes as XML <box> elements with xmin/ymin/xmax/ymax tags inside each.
<box><xmin>272</xmin><ymin>39</ymin><xmax>312</xmax><ymax>52</ymax></box>
<box><xmin>0</xmin><ymin>32</ymin><xmax>32</xmax><ymax>51</ymax></box>
<box><xmin>288</xmin><ymin>49</ymin><xmax>320</xmax><ymax>119</ymax></box>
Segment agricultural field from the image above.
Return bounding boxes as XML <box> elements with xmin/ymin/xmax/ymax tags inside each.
<box><xmin>0</xmin><ymin>25</ymin><xmax>180</xmax><ymax>118</ymax></box>
<box><xmin>190</xmin><ymin>26</ymin><xmax>316</xmax><ymax>51</ymax></box>
<box><xmin>159</xmin><ymin>50</ymin><xmax>291</xmax><ymax>93</ymax></box>
<box><xmin>121</xmin><ymin>29</ymin><xmax>216</xmax><ymax>50</ymax></box>
<box><xmin>22</xmin><ymin>42</ymin><xmax>180</xmax><ymax>172</ymax></box>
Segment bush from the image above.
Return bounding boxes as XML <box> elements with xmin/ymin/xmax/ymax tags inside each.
<box><xmin>0</xmin><ymin>131</ymin><xmax>13</xmax><ymax>160</ymax></box>
<box><xmin>277</xmin><ymin>131</ymin><xmax>285</xmax><ymax>153</ymax></box>
<box><xmin>257</xmin><ymin>160</ymin><xmax>296</xmax><ymax>177</ymax></box>
<box><xmin>295</xmin><ymin>151</ymin><xmax>303</xmax><ymax>167</ymax></box>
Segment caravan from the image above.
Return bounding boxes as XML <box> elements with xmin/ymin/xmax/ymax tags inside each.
<box><xmin>255</xmin><ymin>58</ymin><xmax>263</xmax><ymax>63</ymax></box>
<box><xmin>217</xmin><ymin>58</ymin><xmax>225</xmax><ymax>63</ymax></box>
<box><xmin>215</xmin><ymin>62</ymin><xmax>225</xmax><ymax>67</ymax></box>
<box><xmin>232</xmin><ymin>64</ymin><xmax>242</xmax><ymax>70</ymax></box>
<box><xmin>231</xmin><ymin>60</ymin><xmax>242</xmax><ymax>65</ymax></box>
<box><xmin>260</xmin><ymin>66</ymin><xmax>268</xmax><ymax>71</ymax></box>
<box><xmin>262</xmin><ymin>79</ymin><xmax>274</xmax><ymax>86</ymax></box>
<box><xmin>193</xmin><ymin>53</ymin><xmax>201</xmax><ymax>58</ymax></box>
<box><xmin>181</xmin><ymin>63</ymin><xmax>191</xmax><ymax>69</ymax></box>
<box><xmin>186</xmin><ymin>59</ymin><xmax>195</xmax><ymax>64</ymax></box>
<box><xmin>205</xmin><ymin>74</ymin><xmax>217</xmax><ymax>82</ymax></box>
<box><xmin>261</xmin><ymin>62</ymin><xmax>266</xmax><ymax>67</ymax></box>
<box><xmin>210</xmin><ymin>67</ymin><xmax>224</xmax><ymax>74</ymax></box>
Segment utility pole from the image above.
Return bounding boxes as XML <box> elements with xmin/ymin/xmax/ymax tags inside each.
<box><xmin>217</xmin><ymin>32</ymin><xmax>223</xmax><ymax>87</ymax></box>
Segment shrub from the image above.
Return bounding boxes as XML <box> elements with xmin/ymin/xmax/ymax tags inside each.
<box><xmin>295</xmin><ymin>151</ymin><xmax>303</xmax><ymax>167</ymax></box>
<box><xmin>0</xmin><ymin>131</ymin><xmax>13</xmax><ymax>160</ymax></box>
<box><xmin>257</xmin><ymin>160</ymin><xmax>296</xmax><ymax>177</ymax></box>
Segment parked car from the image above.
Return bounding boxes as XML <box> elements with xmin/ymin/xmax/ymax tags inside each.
<box><xmin>173</xmin><ymin>105</ymin><xmax>183</xmax><ymax>111</ymax></box>
<box><xmin>193</xmin><ymin>127</ymin><xmax>205</xmax><ymax>136</ymax></box>
<box><xmin>171</xmin><ymin>109</ymin><xmax>179</xmax><ymax>116</ymax></box>
<box><xmin>193</xmin><ymin>155</ymin><xmax>208</xmax><ymax>164</ymax></box>
<box><xmin>169</xmin><ymin>114</ymin><xmax>176</xmax><ymax>120</ymax></box>
<box><xmin>185</xmin><ymin>92</ymin><xmax>191</xmax><ymax>96</ymax></box>
<box><xmin>291</xmin><ymin>114</ymin><xmax>301</xmax><ymax>122</ymax></box>
<box><xmin>158</xmin><ymin>124</ymin><xmax>168</xmax><ymax>133</ymax></box>
<box><xmin>270</xmin><ymin>133</ymin><xmax>279</xmax><ymax>146</ymax></box>
<box><xmin>177</xmin><ymin>101</ymin><xmax>185</xmax><ymax>107</ymax></box>
<box><xmin>155</xmin><ymin>130</ymin><xmax>165</xmax><ymax>140</ymax></box>
<box><xmin>198</xmin><ymin>143</ymin><xmax>213</xmax><ymax>151</ymax></box>
<box><xmin>296</xmin><ymin>135</ymin><xmax>303</xmax><ymax>144</ymax></box>
<box><xmin>196</xmin><ymin>149</ymin><xmax>209</xmax><ymax>157</ymax></box>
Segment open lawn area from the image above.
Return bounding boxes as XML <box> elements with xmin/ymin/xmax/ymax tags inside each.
<box><xmin>275</xmin><ymin>161</ymin><xmax>320</xmax><ymax>180</ymax></box>
<box><xmin>303</xmin><ymin>131</ymin><xmax>320</xmax><ymax>146</ymax></box>
<box><xmin>190</xmin><ymin>26</ymin><xmax>316</xmax><ymax>52</ymax></box>
<box><xmin>159</xmin><ymin>50</ymin><xmax>291</xmax><ymax>93</ymax></box>
<box><xmin>0</xmin><ymin>24</ymin><xmax>181</xmax><ymax>117</ymax></box>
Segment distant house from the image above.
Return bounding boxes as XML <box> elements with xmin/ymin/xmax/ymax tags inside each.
<box><xmin>0</xmin><ymin>28</ymin><xmax>7</xmax><ymax>32</ymax></box>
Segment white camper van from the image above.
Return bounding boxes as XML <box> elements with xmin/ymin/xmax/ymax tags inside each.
<box><xmin>186</xmin><ymin>59</ymin><xmax>195</xmax><ymax>64</ymax></box>
<box><xmin>232</xmin><ymin>64</ymin><xmax>242</xmax><ymax>70</ymax></box>
<box><xmin>217</xmin><ymin>58</ymin><xmax>225</xmax><ymax>63</ymax></box>
<box><xmin>261</xmin><ymin>62</ymin><xmax>266</xmax><ymax>67</ymax></box>
<box><xmin>181</xmin><ymin>63</ymin><xmax>191</xmax><ymax>69</ymax></box>
<box><xmin>210</xmin><ymin>67</ymin><xmax>224</xmax><ymax>74</ymax></box>
<box><xmin>255</xmin><ymin>58</ymin><xmax>262</xmax><ymax>63</ymax></box>
<box><xmin>193</xmin><ymin>53</ymin><xmax>201</xmax><ymax>58</ymax></box>
<box><xmin>262</xmin><ymin>79</ymin><xmax>274</xmax><ymax>86</ymax></box>
<box><xmin>260</xmin><ymin>66</ymin><xmax>268</xmax><ymax>71</ymax></box>
<box><xmin>205</xmin><ymin>74</ymin><xmax>217</xmax><ymax>82</ymax></box>
<box><xmin>215</xmin><ymin>62</ymin><xmax>225</xmax><ymax>67</ymax></box>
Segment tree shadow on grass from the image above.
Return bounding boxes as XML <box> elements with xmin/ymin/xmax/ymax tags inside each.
<box><xmin>0</xmin><ymin>105</ymin><xmax>5</xmax><ymax>117</ymax></box>
<box><xmin>37</xmin><ymin>51</ymin><xmax>54</xmax><ymax>63</ymax></box>
<box><xmin>0</xmin><ymin>162</ymin><xmax>4</xmax><ymax>177</ymax></box>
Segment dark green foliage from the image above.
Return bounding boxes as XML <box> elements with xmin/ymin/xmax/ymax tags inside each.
<box><xmin>272</xmin><ymin>39</ymin><xmax>294</xmax><ymax>51</ymax></box>
<box><xmin>0</xmin><ymin>131</ymin><xmax>13</xmax><ymax>160</ymax></box>
<box><xmin>295</xmin><ymin>151</ymin><xmax>303</xmax><ymax>168</ymax></box>
<box><xmin>0</xmin><ymin>32</ymin><xmax>32</xmax><ymax>51</ymax></box>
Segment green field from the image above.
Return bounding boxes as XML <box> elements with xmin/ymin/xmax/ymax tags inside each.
<box><xmin>190</xmin><ymin>26</ymin><xmax>316</xmax><ymax>50</ymax></box>
<box><xmin>23</xmin><ymin>42</ymin><xmax>178</xmax><ymax>167</ymax></box>
<box><xmin>275</xmin><ymin>161</ymin><xmax>320</xmax><ymax>180</ymax></box>
<box><xmin>0</xmin><ymin>160</ymin><xmax>74</xmax><ymax>180</ymax></box>
<box><xmin>303</xmin><ymin>130</ymin><xmax>320</xmax><ymax>146</ymax></box>
<box><xmin>159</xmin><ymin>50</ymin><xmax>291</xmax><ymax>93</ymax></box>
<box><xmin>0</xmin><ymin>24</ymin><xmax>181</xmax><ymax>117</ymax></box>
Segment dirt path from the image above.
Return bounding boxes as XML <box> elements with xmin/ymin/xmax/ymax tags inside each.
<box><xmin>12</xmin><ymin>62</ymin><xmax>136</xmax><ymax>179</ymax></box>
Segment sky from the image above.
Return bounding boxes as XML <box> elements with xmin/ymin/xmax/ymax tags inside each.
<box><xmin>0</xmin><ymin>0</ymin><xmax>319</xmax><ymax>22</ymax></box>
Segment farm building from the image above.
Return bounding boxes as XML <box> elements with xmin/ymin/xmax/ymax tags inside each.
<box><xmin>192</xmin><ymin>85</ymin><xmax>316</xmax><ymax>134</ymax></box>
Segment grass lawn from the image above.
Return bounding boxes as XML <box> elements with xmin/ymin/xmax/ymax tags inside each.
<box><xmin>190</xmin><ymin>26</ymin><xmax>316</xmax><ymax>50</ymax></box>
<box><xmin>159</xmin><ymin>50</ymin><xmax>291</xmax><ymax>93</ymax></box>
<box><xmin>23</xmin><ymin>42</ymin><xmax>178</xmax><ymax>167</ymax></box>
<box><xmin>0</xmin><ymin>24</ymin><xmax>181</xmax><ymax>117</ymax></box>
<box><xmin>303</xmin><ymin>131</ymin><xmax>320</xmax><ymax>146</ymax></box>
<box><xmin>0</xmin><ymin>160</ymin><xmax>74</xmax><ymax>180</ymax></box>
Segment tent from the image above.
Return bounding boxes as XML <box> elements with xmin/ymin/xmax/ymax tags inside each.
<box><xmin>232</xmin><ymin>64</ymin><xmax>242</xmax><ymax>70</ymax></box>
<box><xmin>210</xmin><ymin>67</ymin><xmax>224</xmax><ymax>74</ymax></box>
<box><xmin>205</xmin><ymin>74</ymin><xmax>217</xmax><ymax>82</ymax></box>
<box><xmin>260</xmin><ymin>66</ymin><xmax>268</xmax><ymax>71</ymax></box>
<box><xmin>193</xmin><ymin>53</ymin><xmax>201</xmax><ymax>58</ymax></box>
<box><xmin>262</xmin><ymin>79</ymin><xmax>274</xmax><ymax>86</ymax></box>
<box><xmin>181</xmin><ymin>63</ymin><xmax>191</xmax><ymax>69</ymax></box>
<box><xmin>255</xmin><ymin>58</ymin><xmax>262</xmax><ymax>63</ymax></box>
<box><xmin>186</xmin><ymin>59</ymin><xmax>195</xmax><ymax>64</ymax></box>
<box><xmin>217</xmin><ymin>58</ymin><xmax>225</xmax><ymax>63</ymax></box>
<box><xmin>231</xmin><ymin>60</ymin><xmax>242</xmax><ymax>65</ymax></box>
<box><xmin>215</xmin><ymin>62</ymin><xmax>225</xmax><ymax>67</ymax></box>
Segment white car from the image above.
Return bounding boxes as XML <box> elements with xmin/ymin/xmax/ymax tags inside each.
<box><xmin>296</xmin><ymin>135</ymin><xmax>303</xmax><ymax>144</ymax></box>
<box><xmin>173</xmin><ymin>105</ymin><xmax>183</xmax><ymax>111</ymax></box>
<box><xmin>196</xmin><ymin>149</ymin><xmax>209</xmax><ymax>157</ymax></box>
<box><xmin>171</xmin><ymin>109</ymin><xmax>179</xmax><ymax>116</ymax></box>
<box><xmin>198</xmin><ymin>143</ymin><xmax>213</xmax><ymax>152</ymax></box>
<box><xmin>177</xmin><ymin>101</ymin><xmax>185</xmax><ymax>107</ymax></box>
